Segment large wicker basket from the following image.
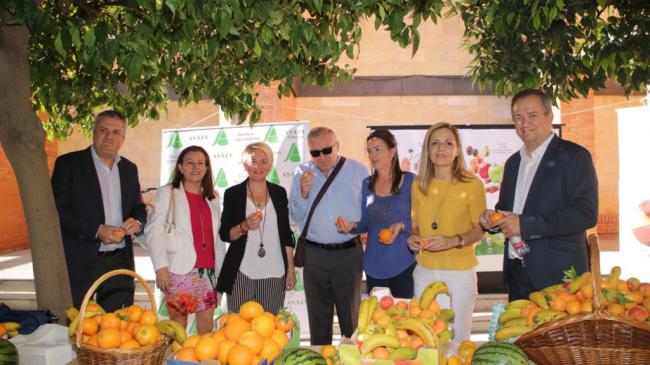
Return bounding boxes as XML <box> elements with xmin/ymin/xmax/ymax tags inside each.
<box><xmin>514</xmin><ymin>234</ymin><xmax>650</xmax><ymax>364</ymax></box>
<box><xmin>72</xmin><ymin>269</ymin><xmax>170</xmax><ymax>365</ymax></box>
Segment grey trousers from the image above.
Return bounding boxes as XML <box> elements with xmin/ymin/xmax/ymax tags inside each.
<box><xmin>303</xmin><ymin>239</ymin><xmax>363</xmax><ymax>345</ymax></box>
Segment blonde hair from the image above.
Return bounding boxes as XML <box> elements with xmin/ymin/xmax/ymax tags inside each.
<box><xmin>242</xmin><ymin>142</ymin><xmax>274</xmax><ymax>166</ymax></box>
<box><xmin>416</xmin><ymin>123</ymin><xmax>472</xmax><ymax>194</ymax></box>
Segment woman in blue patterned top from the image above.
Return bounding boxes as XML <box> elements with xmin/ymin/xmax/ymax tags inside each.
<box><xmin>337</xmin><ymin>129</ymin><xmax>416</xmax><ymax>298</ymax></box>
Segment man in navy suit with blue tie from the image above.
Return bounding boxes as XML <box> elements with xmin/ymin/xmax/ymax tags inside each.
<box><xmin>480</xmin><ymin>89</ymin><xmax>598</xmax><ymax>301</ymax></box>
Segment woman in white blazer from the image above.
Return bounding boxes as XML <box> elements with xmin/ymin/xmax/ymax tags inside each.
<box><xmin>145</xmin><ymin>146</ymin><xmax>226</xmax><ymax>334</ymax></box>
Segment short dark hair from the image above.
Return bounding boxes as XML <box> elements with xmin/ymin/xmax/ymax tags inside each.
<box><xmin>93</xmin><ymin>110</ymin><xmax>127</xmax><ymax>130</ymax></box>
<box><xmin>171</xmin><ymin>146</ymin><xmax>217</xmax><ymax>201</ymax></box>
<box><xmin>367</xmin><ymin>129</ymin><xmax>403</xmax><ymax>195</ymax></box>
<box><xmin>511</xmin><ymin>89</ymin><xmax>553</xmax><ymax>115</ymax></box>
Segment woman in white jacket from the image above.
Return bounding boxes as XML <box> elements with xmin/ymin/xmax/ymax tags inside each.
<box><xmin>145</xmin><ymin>146</ymin><xmax>226</xmax><ymax>334</ymax></box>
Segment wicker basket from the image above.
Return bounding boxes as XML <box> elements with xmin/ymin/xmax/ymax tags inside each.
<box><xmin>514</xmin><ymin>234</ymin><xmax>650</xmax><ymax>365</ymax></box>
<box><xmin>72</xmin><ymin>269</ymin><xmax>170</xmax><ymax>365</ymax></box>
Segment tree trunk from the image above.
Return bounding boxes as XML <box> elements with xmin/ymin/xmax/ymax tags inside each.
<box><xmin>0</xmin><ymin>12</ymin><xmax>72</xmax><ymax>323</ymax></box>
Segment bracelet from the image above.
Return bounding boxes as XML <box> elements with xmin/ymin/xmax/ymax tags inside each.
<box><xmin>455</xmin><ymin>234</ymin><xmax>465</xmax><ymax>248</ymax></box>
<box><xmin>239</xmin><ymin>222</ymin><xmax>248</xmax><ymax>235</ymax></box>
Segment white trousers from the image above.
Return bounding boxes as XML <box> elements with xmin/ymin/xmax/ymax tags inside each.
<box><xmin>413</xmin><ymin>264</ymin><xmax>477</xmax><ymax>345</ymax></box>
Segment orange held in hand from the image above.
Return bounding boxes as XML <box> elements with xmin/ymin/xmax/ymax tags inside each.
<box><xmin>112</xmin><ymin>229</ymin><xmax>126</xmax><ymax>241</ymax></box>
<box><xmin>378</xmin><ymin>229</ymin><xmax>393</xmax><ymax>244</ymax></box>
<box><xmin>489</xmin><ymin>212</ymin><xmax>504</xmax><ymax>223</ymax></box>
<box><xmin>336</xmin><ymin>216</ymin><xmax>345</xmax><ymax>225</ymax></box>
<box><xmin>256</xmin><ymin>210</ymin><xmax>263</xmax><ymax>219</ymax></box>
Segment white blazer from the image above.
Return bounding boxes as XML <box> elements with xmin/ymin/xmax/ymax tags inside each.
<box><xmin>145</xmin><ymin>183</ymin><xmax>226</xmax><ymax>275</ymax></box>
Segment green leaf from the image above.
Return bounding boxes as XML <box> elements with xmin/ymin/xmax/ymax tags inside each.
<box><xmin>54</xmin><ymin>34</ymin><xmax>66</xmax><ymax>58</ymax></box>
<box><xmin>532</xmin><ymin>13</ymin><xmax>541</xmax><ymax>30</ymax></box>
<box><xmin>555</xmin><ymin>0</ymin><xmax>564</xmax><ymax>11</ymax></box>
<box><xmin>69</xmin><ymin>25</ymin><xmax>81</xmax><ymax>50</ymax></box>
<box><xmin>84</xmin><ymin>28</ymin><xmax>96</xmax><ymax>48</ymax></box>
<box><xmin>411</xmin><ymin>29</ymin><xmax>420</xmax><ymax>57</ymax></box>
<box><xmin>313</xmin><ymin>0</ymin><xmax>323</xmax><ymax>14</ymax></box>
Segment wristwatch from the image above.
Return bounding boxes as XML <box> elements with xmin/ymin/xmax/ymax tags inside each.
<box><xmin>456</xmin><ymin>234</ymin><xmax>465</xmax><ymax>248</ymax></box>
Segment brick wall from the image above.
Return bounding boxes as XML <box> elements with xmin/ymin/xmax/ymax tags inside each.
<box><xmin>561</xmin><ymin>92</ymin><xmax>619</xmax><ymax>234</ymax></box>
<box><xmin>0</xmin><ymin>139</ymin><xmax>57</xmax><ymax>253</ymax></box>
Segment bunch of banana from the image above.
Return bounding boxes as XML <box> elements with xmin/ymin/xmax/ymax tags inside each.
<box><xmin>360</xmin><ymin>333</ymin><xmax>400</xmax><ymax>356</ymax></box>
<box><xmin>498</xmin><ymin>307</ymin><xmax>523</xmax><ymax>324</ymax></box>
<box><xmin>357</xmin><ymin>296</ymin><xmax>378</xmax><ymax>334</ymax></box>
<box><xmin>532</xmin><ymin>310</ymin><xmax>568</xmax><ymax>327</ymax></box>
<box><xmin>395</xmin><ymin>318</ymin><xmax>437</xmax><ymax>348</ymax></box>
<box><xmin>567</xmin><ymin>272</ymin><xmax>592</xmax><ymax>294</ymax></box>
<box><xmin>387</xmin><ymin>347</ymin><xmax>418</xmax><ymax>360</ymax></box>
<box><xmin>495</xmin><ymin>324</ymin><xmax>533</xmax><ymax>340</ymax></box>
<box><xmin>66</xmin><ymin>306</ymin><xmax>104</xmax><ymax>337</ymax></box>
<box><xmin>505</xmin><ymin>299</ymin><xmax>531</xmax><ymax>311</ymax></box>
<box><xmin>541</xmin><ymin>283</ymin><xmax>563</xmax><ymax>294</ymax></box>
<box><xmin>419</xmin><ymin>281</ymin><xmax>449</xmax><ymax>310</ymax></box>
<box><xmin>529</xmin><ymin>291</ymin><xmax>550</xmax><ymax>309</ymax></box>
<box><xmin>2</xmin><ymin>322</ymin><xmax>21</xmax><ymax>338</ymax></box>
<box><xmin>156</xmin><ymin>319</ymin><xmax>187</xmax><ymax>346</ymax></box>
<box><xmin>65</xmin><ymin>307</ymin><xmax>80</xmax><ymax>322</ymax></box>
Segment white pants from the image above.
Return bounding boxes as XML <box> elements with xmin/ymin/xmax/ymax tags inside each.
<box><xmin>413</xmin><ymin>264</ymin><xmax>477</xmax><ymax>346</ymax></box>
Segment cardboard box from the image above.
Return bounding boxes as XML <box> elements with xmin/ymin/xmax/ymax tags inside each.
<box><xmin>9</xmin><ymin>324</ymin><xmax>76</xmax><ymax>365</ymax></box>
<box><xmin>337</xmin><ymin>287</ymin><xmax>449</xmax><ymax>365</ymax></box>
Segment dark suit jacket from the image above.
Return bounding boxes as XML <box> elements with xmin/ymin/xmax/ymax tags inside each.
<box><xmin>216</xmin><ymin>179</ymin><xmax>294</xmax><ymax>294</ymax></box>
<box><xmin>51</xmin><ymin>147</ymin><xmax>146</xmax><ymax>286</ymax></box>
<box><xmin>496</xmin><ymin>135</ymin><xmax>598</xmax><ymax>290</ymax></box>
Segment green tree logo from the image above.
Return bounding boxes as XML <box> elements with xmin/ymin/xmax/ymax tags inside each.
<box><xmin>267</xmin><ymin>167</ymin><xmax>280</xmax><ymax>184</ymax></box>
<box><xmin>214</xmin><ymin>168</ymin><xmax>228</xmax><ymax>188</ymax></box>
<box><xmin>157</xmin><ymin>297</ymin><xmax>169</xmax><ymax>317</ymax></box>
<box><xmin>284</xmin><ymin>143</ymin><xmax>301</xmax><ymax>162</ymax></box>
<box><xmin>167</xmin><ymin>171</ymin><xmax>175</xmax><ymax>184</ymax></box>
<box><xmin>168</xmin><ymin>131</ymin><xmax>182</xmax><ymax>149</ymax></box>
<box><xmin>264</xmin><ymin>127</ymin><xmax>278</xmax><ymax>143</ymax></box>
<box><xmin>294</xmin><ymin>270</ymin><xmax>304</xmax><ymax>291</ymax></box>
<box><xmin>212</xmin><ymin>130</ymin><xmax>228</xmax><ymax>146</ymax></box>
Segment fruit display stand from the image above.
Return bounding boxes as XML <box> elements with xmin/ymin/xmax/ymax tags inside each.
<box><xmin>72</xmin><ymin>269</ymin><xmax>170</xmax><ymax>365</ymax></box>
<box><xmin>514</xmin><ymin>234</ymin><xmax>650</xmax><ymax>365</ymax></box>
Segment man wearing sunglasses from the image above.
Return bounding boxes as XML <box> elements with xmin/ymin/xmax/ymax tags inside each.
<box><xmin>289</xmin><ymin>127</ymin><xmax>368</xmax><ymax>345</ymax></box>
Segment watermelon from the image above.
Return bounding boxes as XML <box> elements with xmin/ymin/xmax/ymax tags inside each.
<box><xmin>274</xmin><ymin>347</ymin><xmax>326</xmax><ymax>365</ymax></box>
<box><xmin>0</xmin><ymin>339</ymin><xmax>18</xmax><ymax>365</ymax></box>
<box><xmin>471</xmin><ymin>341</ymin><xmax>528</xmax><ymax>365</ymax></box>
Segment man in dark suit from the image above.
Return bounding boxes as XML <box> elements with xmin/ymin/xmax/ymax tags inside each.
<box><xmin>480</xmin><ymin>89</ymin><xmax>598</xmax><ymax>301</ymax></box>
<box><xmin>52</xmin><ymin>110</ymin><xmax>146</xmax><ymax>311</ymax></box>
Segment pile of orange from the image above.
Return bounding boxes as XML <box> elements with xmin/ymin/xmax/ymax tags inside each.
<box><xmin>80</xmin><ymin>303</ymin><xmax>161</xmax><ymax>350</ymax></box>
<box><xmin>175</xmin><ymin>301</ymin><xmax>295</xmax><ymax>365</ymax></box>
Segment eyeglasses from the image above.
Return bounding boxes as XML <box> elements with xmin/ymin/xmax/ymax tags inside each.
<box><xmin>366</xmin><ymin>146</ymin><xmax>386</xmax><ymax>154</ymax></box>
<box><xmin>309</xmin><ymin>142</ymin><xmax>338</xmax><ymax>158</ymax></box>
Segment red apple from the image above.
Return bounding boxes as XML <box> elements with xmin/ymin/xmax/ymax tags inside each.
<box><xmin>379</xmin><ymin>295</ymin><xmax>394</xmax><ymax>310</ymax></box>
<box><xmin>626</xmin><ymin>305</ymin><xmax>649</xmax><ymax>322</ymax></box>
<box><xmin>627</xmin><ymin>277</ymin><xmax>641</xmax><ymax>291</ymax></box>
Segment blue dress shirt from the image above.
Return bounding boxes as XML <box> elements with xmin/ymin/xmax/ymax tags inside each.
<box><xmin>289</xmin><ymin>155</ymin><xmax>368</xmax><ymax>244</ymax></box>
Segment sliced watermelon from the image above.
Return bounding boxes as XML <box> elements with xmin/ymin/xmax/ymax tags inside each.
<box><xmin>639</xmin><ymin>200</ymin><xmax>650</xmax><ymax>217</ymax></box>
<box><xmin>632</xmin><ymin>225</ymin><xmax>650</xmax><ymax>246</ymax></box>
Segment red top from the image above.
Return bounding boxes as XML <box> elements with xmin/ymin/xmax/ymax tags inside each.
<box><xmin>185</xmin><ymin>191</ymin><xmax>215</xmax><ymax>269</ymax></box>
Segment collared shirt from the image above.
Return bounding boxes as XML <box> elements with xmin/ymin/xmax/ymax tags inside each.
<box><xmin>91</xmin><ymin>147</ymin><xmax>125</xmax><ymax>251</ymax></box>
<box><xmin>509</xmin><ymin>133</ymin><xmax>554</xmax><ymax>259</ymax></box>
<box><xmin>288</xmin><ymin>155</ymin><xmax>368</xmax><ymax>244</ymax></box>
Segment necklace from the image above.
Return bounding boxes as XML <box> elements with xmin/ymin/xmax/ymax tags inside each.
<box><xmin>248</xmin><ymin>182</ymin><xmax>268</xmax><ymax>258</ymax></box>
<box><xmin>190</xmin><ymin>190</ymin><xmax>208</xmax><ymax>249</ymax></box>
<box><xmin>430</xmin><ymin>178</ymin><xmax>452</xmax><ymax>231</ymax></box>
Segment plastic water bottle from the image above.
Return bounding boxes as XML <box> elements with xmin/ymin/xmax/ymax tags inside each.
<box><xmin>511</xmin><ymin>236</ymin><xmax>530</xmax><ymax>257</ymax></box>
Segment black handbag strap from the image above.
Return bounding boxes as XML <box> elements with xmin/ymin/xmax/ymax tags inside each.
<box><xmin>299</xmin><ymin>156</ymin><xmax>346</xmax><ymax>241</ymax></box>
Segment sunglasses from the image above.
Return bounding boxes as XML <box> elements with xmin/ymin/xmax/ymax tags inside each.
<box><xmin>309</xmin><ymin>142</ymin><xmax>338</xmax><ymax>158</ymax></box>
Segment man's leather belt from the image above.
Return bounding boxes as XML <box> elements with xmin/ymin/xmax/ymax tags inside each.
<box><xmin>305</xmin><ymin>237</ymin><xmax>358</xmax><ymax>251</ymax></box>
